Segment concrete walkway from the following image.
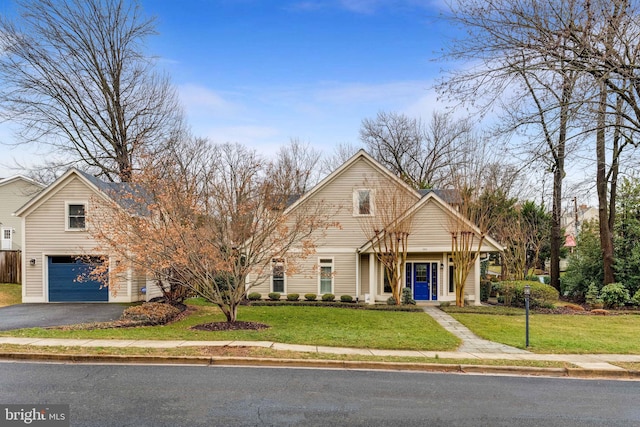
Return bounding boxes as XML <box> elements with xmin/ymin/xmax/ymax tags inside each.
<box><xmin>1</xmin><ymin>336</ymin><xmax>640</xmax><ymax>371</ymax></box>
<box><xmin>0</xmin><ymin>306</ymin><xmax>638</xmax><ymax>372</ymax></box>
<box><xmin>422</xmin><ymin>306</ymin><xmax>530</xmax><ymax>354</ymax></box>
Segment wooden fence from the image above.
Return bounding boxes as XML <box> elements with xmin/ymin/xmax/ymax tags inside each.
<box><xmin>0</xmin><ymin>251</ymin><xmax>21</xmax><ymax>284</ymax></box>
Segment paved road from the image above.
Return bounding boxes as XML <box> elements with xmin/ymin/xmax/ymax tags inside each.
<box><xmin>0</xmin><ymin>362</ymin><xmax>638</xmax><ymax>426</ymax></box>
<box><xmin>0</xmin><ymin>304</ymin><xmax>127</xmax><ymax>330</ymax></box>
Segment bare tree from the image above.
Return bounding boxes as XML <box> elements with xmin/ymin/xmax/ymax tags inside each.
<box><xmin>440</xmin><ymin>0</ymin><xmax>587</xmax><ymax>290</ymax></box>
<box><xmin>360</xmin><ymin>111</ymin><xmax>472</xmax><ymax>189</ymax></box>
<box><xmin>358</xmin><ymin>178</ymin><xmax>416</xmax><ymax>304</ymax></box>
<box><xmin>0</xmin><ymin>0</ymin><xmax>182</xmax><ymax>182</ymax></box>
<box><xmin>320</xmin><ymin>141</ymin><xmax>361</xmax><ymax>176</ymax></box>
<box><xmin>90</xmin><ymin>141</ymin><xmax>335</xmax><ymax>322</ymax></box>
<box><xmin>269</xmin><ymin>138</ymin><xmax>322</xmax><ymax>196</ymax></box>
<box><xmin>442</xmin><ymin>0</ymin><xmax>640</xmax><ymax>288</ymax></box>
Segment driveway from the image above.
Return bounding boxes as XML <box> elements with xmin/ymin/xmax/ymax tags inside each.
<box><xmin>0</xmin><ymin>304</ymin><xmax>128</xmax><ymax>331</ymax></box>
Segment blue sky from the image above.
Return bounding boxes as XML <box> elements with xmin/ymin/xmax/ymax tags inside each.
<box><xmin>0</xmin><ymin>0</ymin><xmax>455</xmax><ymax>176</ymax></box>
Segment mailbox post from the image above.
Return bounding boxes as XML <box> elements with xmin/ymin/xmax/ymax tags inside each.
<box><xmin>524</xmin><ymin>285</ymin><xmax>531</xmax><ymax>348</ymax></box>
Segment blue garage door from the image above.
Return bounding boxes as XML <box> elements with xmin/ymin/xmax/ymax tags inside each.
<box><xmin>48</xmin><ymin>256</ymin><xmax>108</xmax><ymax>302</ymax></box>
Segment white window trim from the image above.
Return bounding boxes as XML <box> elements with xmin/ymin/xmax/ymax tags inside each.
<box><xmin>318</xmin><ymin>257</ymin><xmax>334</xmax><ymax>295</ymax></box>
<box><xmin>271</xmin><ymin>258</ymin><xmax>286</xmax><ymax>293</ymax></box>
<box><xmin>352</xmin><ymin>188</ymin><xmax>374</xmax><ymax>217</ymax></box>
<box><xmin>65</xmin><ymin>201</ymin><xmax>88</xmax><ymax>231</ymax></box>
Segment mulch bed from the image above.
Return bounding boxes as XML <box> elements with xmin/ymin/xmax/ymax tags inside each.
<box><xmin>191</xmin><ymin>321</ymin><xmax>270</xmax><ymax>331</ymax></box>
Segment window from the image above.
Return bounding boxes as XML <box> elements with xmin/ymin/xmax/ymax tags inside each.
<box><xmin>383</xmin><ymin>268</ymin><xmax>392</xmax><ymax>293</ymax></box>
<box><xmin>272</xmin><ymin>258</ymin><xmax>285</xmax><ymax>293</ymax></box>
<box><xmin>3</xmin><ymin>229</ymin><xmax>10</xmax><ymax>240</ymax></box>
<box><xmin>66</xmin><ymin>203</ymin><xmax>86</xmax><ymax>230</ymax></box>
<box><xmin>353</xmin><ymin>189</ymin><xmax>373</xmax><ymax>216</ymax></box>
<box><xmin>319</xmin><ymin>258</ymin><xmax>333</xmax><ymax>294</ymax></box>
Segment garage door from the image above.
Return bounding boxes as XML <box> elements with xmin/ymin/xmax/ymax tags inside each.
<box><xmin>48</xmin><ymin>256</ymin><xmax>108</xmax><ymax>302</ymax></box>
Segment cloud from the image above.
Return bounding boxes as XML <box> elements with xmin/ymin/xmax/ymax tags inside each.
<box><xmin>287</xmin><ymin>0</ymin><xmax>436</xmax><ymax>14</ymax></box>
<box><xmin>313</xmin><ymin>80</ymin><xmax>433</xmax><ymax>106</ymax></box>
<box><xmin>198</xmin><ymin>124</ymin><xmax>281</xmax><ymax>146</ymax></box>
<box><xmin>177</xmin><ymin>84</ymin><xmax>242</xmax><ymax>117</ymax></box>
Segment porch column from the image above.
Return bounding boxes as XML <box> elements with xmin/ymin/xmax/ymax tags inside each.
<box><xmin>368</xmin><ymin>253</ymin><xmax>376</xmax><ymax>304</ymax></box>
<box><xmin>474</xmin><ymin>256</ymin><xmax>481</xmax><ymax>306</ymax></box>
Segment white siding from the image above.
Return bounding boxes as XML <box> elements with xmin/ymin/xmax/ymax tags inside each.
<box><xmin>0</xmin><ymin>178</ymin><xmax>42</xmax><ymax>251</ymax></box>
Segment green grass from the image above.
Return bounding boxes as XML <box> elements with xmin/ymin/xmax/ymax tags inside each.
<box><xmin>0</xmin><ymin>283</ymin><xmax>21</xmax><ymax>307</ymax></box>
<box><xmin>0</xmin><ymin>304</ymin><xmax>461</xmax><ymax>351</ymax></box>
<box><xmin>449</xmin><ymin>310</ymin><xmax>640</xmax><ymax>354</ymax></box>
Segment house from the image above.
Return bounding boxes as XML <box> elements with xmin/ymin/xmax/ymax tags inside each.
<box><xmin>14</xmin><ymin>169</ymin><xmax>151</xmax><ymax>303</ymax></box>
<box><xmin>251</xmin><ymin>150</ymin><xmax>502</xmax><ymax>304</ymax></box>
<box><xmin>0</xmin><ymin>175</ymin><xmax>44</xmax><ymax>251</ymax></box>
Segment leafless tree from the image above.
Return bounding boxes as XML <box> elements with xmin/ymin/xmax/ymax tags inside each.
<box><xmin>359</xmin><ymin>111</ymin><xmax>473</xmax><ymax>189</ymax></box>
<box><xmin>442</xmin><ymin>0</ymin><xmax>640</xmax><ymax>287</ymax></box>
<box><xmin>91</xmin><ymin>141</ymin><xmax>336</xmax><ymax>322</ymax></box>
<box><xmin>320</xmin><ymin>141</ymin><xmax>361</xmax><ymax>175</ymax></box>
<box><xmin>269</xmin><ymin>138</ymin><xmax>322</xmax><ymax>196</ymax></box>
<box><xmin>440</xmin><ymin>0</ymin><xmax>589</xmax><ymax>290</ymax></box>
<box><xmin>357</xmin><ymin>178</ymin><xmax>417</xmax><ymax>304</ymax></box>
<box><xmin>0</xmin><ymin>0</ymin><xmax>182</xmax><ymax>182</ymax></box>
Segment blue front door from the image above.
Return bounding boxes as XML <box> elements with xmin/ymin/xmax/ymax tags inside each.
<box><xmin>413</xmin><ymin>262</ymin><xmax>438</xmax><ymax>301</ymax></box>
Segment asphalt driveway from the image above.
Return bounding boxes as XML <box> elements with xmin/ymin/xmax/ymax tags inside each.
<box><xmin>0</xmin><ymin>304</ymin><xmax>128</xmax><ymax>331</ymax></box>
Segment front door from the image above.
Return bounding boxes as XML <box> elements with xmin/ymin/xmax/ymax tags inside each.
<box><xmin>414</xmin><ymin>262</ymin><xmax>438</xmax><ymax>301</ymax></box>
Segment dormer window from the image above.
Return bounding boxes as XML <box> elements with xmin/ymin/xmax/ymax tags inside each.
<box><xmin>66</xmin><ymin>202</ymin><xmax>87</xmax><ymax>230</ymax></box>
<box><xmin>354</xmin><ymin>189</ymin><xmax>373</xmax><ymax>216</ymax></box>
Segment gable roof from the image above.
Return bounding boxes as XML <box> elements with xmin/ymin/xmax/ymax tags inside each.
<box><xmin>14</xmin><ymin>168</ymin><xmax>124</xmax><ymax>217</ymax></box>
<box><xmin>358</xmin><ymin>190</ymin><xmax>503</xmax><ymax>253</ymax></box>
<box><xmin>285</xmin><ymin>149</ymin><xmax>421</xmax><ymax>214</ymax></box>
<box><xmin>0</xmin><ymin>175</ymin><xmax>44</xmax><ymax>189</ymax></box>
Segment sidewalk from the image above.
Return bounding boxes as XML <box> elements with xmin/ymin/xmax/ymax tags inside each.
<box><xmin>0</xmin><ymin>308</ymin><xmax>639</xmax><ymax>377</ymax></box>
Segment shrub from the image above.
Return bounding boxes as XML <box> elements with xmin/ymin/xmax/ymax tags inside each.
<box><xmin>401</xmin><ymin>287</ymin><xmax>416</xmax><ymax>305</ymax></box>
<box><xmin>480</xmin><ymin>280</ymin><xmax>492</xmax><ymax>302</ymax></box>
<box><xmin>494</xmin><ymin>280</ymin><xmax>559</xmax><ymax>309</ymax></box>
<box><xmin>321</xmin><ymin>293</ymin><xmax>335</xmax><ymax>302</ymax></box>
<box><xmin>439</xmin><ymin>301</ymin><xmax>451</xmax><ymax>308</ymax></box>
<box><xmin>121</xmin><ymin>303</ymin><xmax>181</xmax><ymax>325</ymax></box>
<box><xmin>585</xmin><ymin>283</ymin><xmax>602</xmax><ymax>307</ymax></box>
<box><xmin>387</xmin><ymin>296</ymin><xmax>397</xmax><ymax>305</ymax></box>
<box><xmin>304</xmin><ymin>293</ymin><xmax>317</xmax><ymax>301</ymax></box>
<box><xmin>632</xmin><ymin>290</ymin><xmax>640</xmax><ymax>306</ymax></box>
<box><xmin>268</xmin><ymin>292</ymin><xmax>281</xmax><ymax>301</ymax></box>
<box><xmin>247</xmin><ymin>292</ymin><xmax>261</xmax><ymax>301</ymax></box>
<box><xmin>286</xmin><ymin>293</ymin><xmax>300</xmax><ymax>301</ymax></box>
<box><xmin>340</xmin><ymin>295</ymin><xmax>353</xmax><ymax>303</ymax></box>
<box><xmin>600</xmin><ymin>283</ymin><xmax>630</xmax><ymax>309</ymax></box>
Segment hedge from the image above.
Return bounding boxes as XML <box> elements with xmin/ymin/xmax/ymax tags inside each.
<box><xmin>494</xmin><ymin>280</ymin><xmax>559</xmax><ymax>309</ymax></box>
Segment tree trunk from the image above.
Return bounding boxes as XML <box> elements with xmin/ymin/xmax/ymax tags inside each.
<box><xmin>549</xmin><ymin>71</ymin><xmax>571</xmax><ymax>292</ymax></box>
<box><xmin>596</xmin><ymin>83</ymin><xmax>616</xmax><ymax>285</ymax></box>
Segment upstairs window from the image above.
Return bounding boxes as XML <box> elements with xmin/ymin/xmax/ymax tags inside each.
<box><xmin>66</xmin><ymin>203</ymin><xmax>86</xmax><ymax>230</ymax></box>
<box><xmin>354</xmin><ymin>189</ymin><xmax>373</xmax><ymax>216</ymax></box>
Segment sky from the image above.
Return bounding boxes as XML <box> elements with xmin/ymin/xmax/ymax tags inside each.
<box><xmin>0</xmin><ymin>0</ymin><xmax>456</xmax><ymax>177</ymax></box>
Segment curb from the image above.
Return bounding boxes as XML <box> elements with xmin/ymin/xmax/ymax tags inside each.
<box><xmin>1</xmin><ymin>352</ymin><xmax>638</xmax><ymax>379</ymax></box>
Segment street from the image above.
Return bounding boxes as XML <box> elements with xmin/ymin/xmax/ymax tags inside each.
<box><xmin>0</xmin><ymin>362</ymin><xmax>638</xmax><ymax>426</ymax></box>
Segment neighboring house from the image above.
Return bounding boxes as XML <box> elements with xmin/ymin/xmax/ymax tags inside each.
<box><xmin>251</xmin><ymin>150</ymin><xmax>502</xmax><ymax>305</ymax></box>
<box><xmin>0</xmin><ymin>175</ymin><xmax>44</xmax><ymax>251</ymax></box>
<box><xmin>562</xmin><ymin>204</ymin><xmax>598</xmax><ymax>239</ymax></box>
<box><xmin>15</xmin><ymin>169</ymin><xmax>151</xmax><ymax>303</ymax></box>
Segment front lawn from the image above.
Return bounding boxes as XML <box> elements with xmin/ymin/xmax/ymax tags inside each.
<box><xmin>446</xmin><ymin>307</ymin><xmax>640</xmax><ymax>354</ymax></box>
<box><xmin>0</xmin><ymin>283</ymin><xmax>21</xmax><ymax>307</ymax></box>
<box><xmin>0</xmin><ymin>303</ymin><xmax>461</xmax><ymax>351</ymax></box>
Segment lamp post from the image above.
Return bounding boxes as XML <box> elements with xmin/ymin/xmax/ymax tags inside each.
<box><xmin>524</xmin><ymin>285</ymin><xmax>531</xmax><ymax>348</ymax></box>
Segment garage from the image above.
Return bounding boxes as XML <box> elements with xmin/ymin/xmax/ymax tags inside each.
<box><xmin>48</xmin><ymin>256</ymin><xmax>108</xmax><ymax>302</ymax></box>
